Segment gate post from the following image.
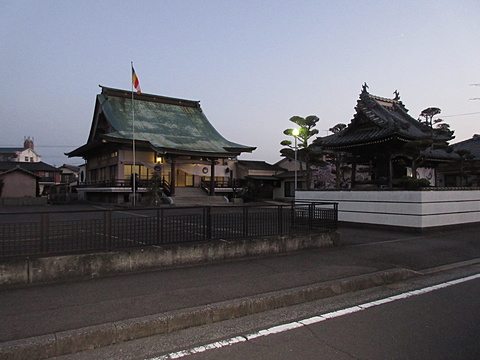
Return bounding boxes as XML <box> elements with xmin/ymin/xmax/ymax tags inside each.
<box><xmin>243</xmin><ymin>206</ymin><xmax>249</xmax><ymax>237</ymax></box>
<box><xmin>40</xmin><ymin>213</ymin><xmax>49</xmax><ymax>254</ymax></box>
<box><xmin>278</xmin><ymin>205</ymin><xmax>283</xmax><ymax>235</ymax></box>
<box><xmin>309</xmin><ymin>203</ymin><xmax>314</xmax><ymax>230</ymax></box>
<box><xmin>156</xmin><ymin>208</ymin><xmax>163</xmax><ymax>244</ymax></box>
<box><xmin>104</xmin><ymin>210</ymin><xmax>112</xmax><ymax>251</ymax></box>
<box><xmin>205</xmin><ymin>207</ymin><xmax>212</xmax><ymax>240</ymax></box>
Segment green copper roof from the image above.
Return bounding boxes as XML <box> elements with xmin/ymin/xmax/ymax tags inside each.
<box><xmin>98</xmin><ymin>87</ymin><xmax>255</xmax><ymax>156</ymax></box>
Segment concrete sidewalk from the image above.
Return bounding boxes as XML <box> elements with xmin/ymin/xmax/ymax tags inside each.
<box><xmin>1</xmin><ymin>224</ymin><xmax>480</xmax><ymax>359</ymax></box>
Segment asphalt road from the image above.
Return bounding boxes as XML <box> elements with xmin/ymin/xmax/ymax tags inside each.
<box><xmin>2</xmin><ymin>203</ymin><xmax>480</xmax><ymax>359</ymax></box>
<box><xmin>169</xmin><ymin>276</ymin><xmax>480</xmax><ymax>360</ymax></box>
<box><xmin>49</xmin><ymin>265</ymin><xmax>480</xmax><ymax>360</ymax></box>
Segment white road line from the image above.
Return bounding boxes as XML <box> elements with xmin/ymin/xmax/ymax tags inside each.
<box><xmin>147</xmin><ymin>273</ymin><xmax>480</xmax><ymax>360</ymax></box>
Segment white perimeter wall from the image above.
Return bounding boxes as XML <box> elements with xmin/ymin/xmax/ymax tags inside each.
<box><xmin>296</xmin><ymin>189</ymin><xmax>480</xmax><ymax>229</ymax></box>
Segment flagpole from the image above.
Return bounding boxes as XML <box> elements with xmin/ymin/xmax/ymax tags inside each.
<box><xmin>131</xmin><ymin>61</ymin><xmax>136</xmax><ymax>206</ymax></box>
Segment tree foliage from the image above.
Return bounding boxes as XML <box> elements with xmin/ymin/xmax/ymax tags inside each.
<box><xmin>418</xmin><ymin>107</ymin><xmax>441</xmax><ymax>128</ymax></box>
<box><xmin>329</xmin><ymin>123</ymin><xmax>346</xmax><ymax>133</ymax></box>
<box><xmin>280</xmin><ymin>115</ymin><xmax>320</xmax><ymax>150</ymax></box>
<box><xmin>418</xmin><ymin>107</ymin><xmax>454</xmax><ymax>139</ymax></box>
<box><xmin>146</xmin><ymin>171</ymin><xmax>163</xmax><ymax>205</ymax></box>
<box><xmin>280</xmin><ymin>115</ymin><xmax>321</xmax><ymax>189</ymax></box>
<box><xmin>403</xmin><ymin>107</ymin><xmax>455</xmax><ymax>179</ymax></box>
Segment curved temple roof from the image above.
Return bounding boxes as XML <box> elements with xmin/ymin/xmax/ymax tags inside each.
<box><xmin>68</xmin><ymin>86</ymin><xmax>255</xmax><ymax>158</ymax></box>
<box><xmin>317</xmin><ymin>86</ymin><xmax>433</xmax><ymax>149</ymax></box>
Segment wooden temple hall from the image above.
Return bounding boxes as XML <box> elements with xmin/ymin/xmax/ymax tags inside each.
<box><xmin>67</xmin><ymin>86</ymin><xmax>256</xmax><ymax>203</ymax></box>
<box><xmin>315</xmin><ymin>84</ymin><xmax>455</xmax><ymax>188</ymax></box>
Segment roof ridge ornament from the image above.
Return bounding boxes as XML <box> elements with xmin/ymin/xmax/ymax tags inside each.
<box><xmin>362</xmin><ymin>82</ymin><xmax>369</xmax><ymax>93</ymax></box>
<box><xmin>394</xmin><ymin>90</ymin><xmax>400</xmax><ymax>101</ymax></box>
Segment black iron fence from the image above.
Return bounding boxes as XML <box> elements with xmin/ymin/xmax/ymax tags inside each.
<box><xmin>0</xmin><ymin>202</ymin><xmax>337</xmax><ymax>258</ymax></box>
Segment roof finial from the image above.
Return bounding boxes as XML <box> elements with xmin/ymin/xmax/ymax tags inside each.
<box><xmin>362</xmin><ymin>82</ymin><xmax>369</xmax><ymax>93</ymax></box>
<box><xmin>393</xmin><ymin>90</ymin><xmax>400</xmax><ymax>101</ymax></box>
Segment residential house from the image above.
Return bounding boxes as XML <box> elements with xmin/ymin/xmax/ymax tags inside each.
<box><xmin>0</xmin><ymin>137</ymin><xmax>41</xmax><ymax>163</ymax></box>
<box><xmin>0</xmin><ymin>161</ymin><xmax>61</xmax><ymax>196</ymax></box>
<box><xmin>0</xmin><ymin>166</ymin><xmax>39</xmax><ymax>198</ymax></box>
<box><xmin>0</xmin><ymin>138</ymin><xmax>62</xmax><ymax>197</ymax></box>
<box><xmin>236</xmin><ymin>160</ymin><xmax>285</xmax><ymax>200</ymax></box>
<box><xmin>273</xmin><ymin>157</ymin><xmax>307</xmax><ymax>200</ymax></box>
<box><xmin>58</xmin><ymin>164</ymin><xmax>80</xmax><ymax>185</ymax></box>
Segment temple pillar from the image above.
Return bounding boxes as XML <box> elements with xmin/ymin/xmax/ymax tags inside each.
<box><xmin>170</xmin><ymin>159</ymin><xmax>176</xmax><ymax>196</ymax></box>
<box><xmin>388</xmin><ymin>154</ymin><xmax>393</xmax><ymax>188</ymax></box>
<box><xmin>210</xmin><ymin>158</ymin><xmax>215</xmax><ymax>196</ymax></box>
<box><xmin>351</xmin><ymin>160</ymin><xmax>357</xmax><ymax>188</ymax></box>
<box><xmin>335</xmin><ymin>153</ymin><xmax>341</xmax><ymax>189</ymax></box>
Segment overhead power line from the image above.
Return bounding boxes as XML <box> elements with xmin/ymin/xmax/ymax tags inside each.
<box><xmin>441</xmin><ymin>111</ymin><xmax>480</xmax><ymax>118</ymax></box>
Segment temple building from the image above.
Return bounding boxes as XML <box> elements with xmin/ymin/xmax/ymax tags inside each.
<box><xmin>314</xmin><ymin>84</ymin><xmax>455</xmax><ymax>188</ymax></box>
<box><xmin>67</xmin><ymin>86</ymin><xmax>255</xmax><ymax>203</ymax></box>
<box><xmin>438</xmin><ymin>134</ymin><xmax>480</xmax><ymax>187</ymax></box>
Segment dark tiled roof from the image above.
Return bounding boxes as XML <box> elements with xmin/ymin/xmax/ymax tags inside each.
<box><xmin>68</xmin><ymin>86</ymin><xmax>255</xmax><ymax>157</ymax></box>
<box><xmin>59</xmin><ymin>164</ymin><xmax>81</xmax><ymax>172</ymax></box>
<box><xmin>0</xmin><ymin>161</ymin><xmax>60</xmax><ymax>172</ymax></box>
<box><xmin>451</xmin><ymin>134</ymin><xmax>480</xmax><ymax>159</ymax></box>
<box><xmin>276</xmin><ymin>170</ymin><xmax>308</xmax><ymax>178</ymax></box>
<box><xmin>422</xmin><ymin>148</ymin><xmax>459</xmax><ymax>161</ymax></box>
<box><xmin>0</xmin><ymin>147</ymin><xmax>24</xmax><ymax>154</ymax></box>
<box><xmin>237</xmin><ymin>160</ymin><xmax>286</xmax><ymax>171</ymax></box>
<box><xmin>316</xmin><ymin>88</ymin><xmax>432</xmax><ymax>149</ymax></box>
<box><xmin>0</xmin><ymin>165</ymin><xmax>39</xmax><ymax>178</ymax></box>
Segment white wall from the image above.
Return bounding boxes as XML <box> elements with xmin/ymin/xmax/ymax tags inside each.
<box><xmin>296</xmin><ymin>189</ymin><xmax>480</xmax><ymax>229</ymax></box>
<box><xmin>17</xmin><ymin>148</ymin><xmax>41</xmax><ymax>162</ymax></box>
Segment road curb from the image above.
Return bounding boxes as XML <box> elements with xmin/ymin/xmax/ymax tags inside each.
<box><xmin>420</xmin><ymin>258</ymin><xmax>480</xmax><ymax>275</ymax></box>
<box><xmin>0</xmin><ymin>268</ymin><xmax>417</xmax><ymax>360</ymax></box>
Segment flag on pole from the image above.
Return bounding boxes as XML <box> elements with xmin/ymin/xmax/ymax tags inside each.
<box><xmin>131</xmin><ymin>65</ymin><xmax>141</xmax><ymax>94</ymax></box>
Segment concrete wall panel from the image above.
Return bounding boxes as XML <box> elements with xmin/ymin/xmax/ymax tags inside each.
<box><xmin>296</xmin><ymin>189</ymin><xmax>480</xmax><ymax>229</ymax></box>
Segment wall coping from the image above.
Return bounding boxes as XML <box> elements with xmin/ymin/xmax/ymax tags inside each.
<box><xmin>297</xmin><ymin>187</ymin><xmax>480</xmax><ymax>192</ymax></box>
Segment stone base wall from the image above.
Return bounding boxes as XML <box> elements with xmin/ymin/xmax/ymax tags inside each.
<box><xmin>0</xmin><ymin>197</ymin><xmax>48</xmax><ymax>206</ymax></box>
<box><xmin>0</xmin><ymin>231</ymin><xmax>339</xmax><ymax>287</ymax></box>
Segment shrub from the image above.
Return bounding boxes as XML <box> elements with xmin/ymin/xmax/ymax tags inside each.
<box><xmin>397</xmin><ymin>177</ymin><xmax>431</xmax><ymax>189</ymax></box>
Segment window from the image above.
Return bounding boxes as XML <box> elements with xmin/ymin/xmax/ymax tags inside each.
<box><xmin>284</xmin><ymin>181</ymin><xmax>305</xmax><ymax>197</ymax></box>
<box><xmin>284</xmin><ymin>181</ymin><xmax>294</xmax><ymax>197</ymax></box>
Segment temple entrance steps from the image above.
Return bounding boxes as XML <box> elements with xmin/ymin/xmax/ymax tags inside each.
<box><xmin>171</xmin><ymin>187</ymin><xmax>229</xmax><ymax>206</ymax></box>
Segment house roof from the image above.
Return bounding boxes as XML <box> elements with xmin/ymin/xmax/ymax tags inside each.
<box><xmin>0</xmin><ymin>147</ymin><xmax>24</xmax><ymax>154</ymax></box>
<box><xmin>316</xmin><ymin>85</ymin><xmax>433</xmax><ymax>150</ymax></box>
<box><xmin>68</xmin><ymin>86</ymin><xmax>255</xmax><ymax>158</ymax></box>
<box><xmin>451</xmin><ymin>134</ymin><xmax>480</xmax><ymax>159</ymax></box>
<box><xmin>0</xmin><ymin>161</ymin><xmax>61</xmax><ymax>172</ymax></box>
<box><xmin>0</xmin><ymin>165</ymin><xmax>40</xmax><ymax>178</ymax></box>
<box><xmin>58</xmin><ymin>164</ymin><xmax>81</xmax><ymax>172</ymax></box>
<box><xmin>237</xmin><ymin>160</ymin><xmax>286</xmax><ymax>172</ymax></box>
<box><xmin>275</xmin><ymin>170</ymin><xmax>308</xmax><ymax>179</ymax></box>
<box><xmin>245</xmin><ymin>175</ymin><xmax>280</xmax><ymax>181</ymax></box>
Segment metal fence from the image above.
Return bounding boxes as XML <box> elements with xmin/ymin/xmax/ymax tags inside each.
<box><xmin>0</xmin><ymin>202</ymin><xmax>337</xmax><ymax>258</ymax></box>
